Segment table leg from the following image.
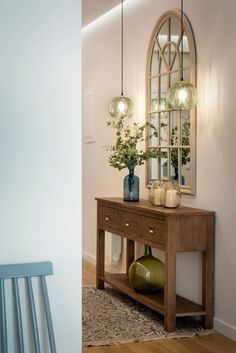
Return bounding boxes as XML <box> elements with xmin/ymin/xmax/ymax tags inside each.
<box><xmin>96</xmin><ymin>229</ymin><xmax>105</xmax><ymax>289</ymax></box>
<box><xmin>126</xmin><ymin>239</ymin><xmax>135</xmax><ymax>273</ymax></box>
<box><xmin>164</xmin><ymin>251</ymin><xmax>176</xmax><ymax>332</ymax></box>
<box><xmin>164</xmin><ymin>219</ymin><xmax>177</xmax><ymax>332</ymax></box>
<box><xmin>202</xmin><ymin>216</ymin><xmax>215</xmax><ymax>328</ymax></box>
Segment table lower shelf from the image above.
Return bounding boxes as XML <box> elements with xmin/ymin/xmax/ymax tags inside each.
<box><xmin>100</xmin><ymin>272</ymin><xmax>206</xmax><ymax>318</ymax></box>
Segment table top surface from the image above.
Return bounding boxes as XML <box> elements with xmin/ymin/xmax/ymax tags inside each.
<box><xmin>96</xmin><ymin>197</ymin><xmax>215</xmax><ymax>217</ymax></box>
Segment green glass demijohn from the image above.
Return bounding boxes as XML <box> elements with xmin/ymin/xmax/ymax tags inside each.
<box><xmin>128</xmin><ymin>245</ymin><xmax>165</xmax><ymax>294</ymax></box>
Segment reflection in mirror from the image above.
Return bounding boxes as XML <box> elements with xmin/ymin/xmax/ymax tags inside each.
<box><xmin>170</xmin><ymin>71</ymin><xmax>180</xmax><ymax>86</ymax></box>
<box><xmin>150</xmin><ymin>113</ymin><xmax>158</xmax><ymax>147</ymax></box>
<box><xmin>170</xmin><ymin>111</ymin><xmax>179</xmax><ymax>146</ymax></box>
<box><xmin>150</xmin><ymin>78</ymin><xmax>158</xmax><ymax>103</ymax></box>
<box><xmin>160</xmin><ymin>148</ymin><xmax>168</xmax><ymax>180</ymax></box>
<box><xmin>160</xmin><ymin>114</ymin><xmax>168</xmax><ymax>147</ymax></box>
<box><xmin>171</xmin><ymin>17</ymin><xmax>181</xmax><ymax>43</ymax></box>
<box><xmin>158</xmin><ymin>20</ymin><xmax>169</xmax><ymax>45</ymax></box>
<box><xmin>151</xmin><ymin>42</ymin><xmax>158</xmax><ymax>76</ymax></box>
<box><xmin>181</xmin><ymin>111</ymin><xmax>190</xmax><ymax>146</ymax></box>
<box><xmin>183</xmin><ymin>34</ymin><xmax>190</xmax><ymax>67</ymax></box>
<box><xmin>146</xmin><ymin>10</ymin><xmax>196</xmax><ymax>194</ymax></box>
<box><xmin>183</xmin><ymin>70</ymin><xmax>190</xmax><ymax>82</ymax></box>
<box><xmin>181</xmin><ymin>148</ymin><xmax>191</xmax><ymax>187</ymax></box>
<box><xmin>160</xmin><ymin>75</ymin><xmax>168</xmax><ymax>99</ymax></box>
<box><xmin>150</xmin><ymin>157</ymin><xmax>158</xmax><ymax>180</ymax></box>
<box><xmin>170</xmin><ymin>148</ymin><xmax>179</xmax><ymax>182</ymax></box>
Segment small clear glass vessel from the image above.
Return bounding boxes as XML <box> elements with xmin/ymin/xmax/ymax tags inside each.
<box><xmin>150</xmin><ymin>180</ymin><xmax>162</xmax><ymax>206</ymax></box>
<box><xmin>160</xmin><ymin>181</ymin><xmax>170</xmax><ymax>206</ymax></box>
<box><xmin>162</xmin><ymin>182</ymin><xmax>181</xmax><ymax>208</ymax></box>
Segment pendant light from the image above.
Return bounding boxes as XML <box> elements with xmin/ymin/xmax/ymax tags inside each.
<box><xmin>166</xmin><ymin>0</ymin><xmax>197</xmax><ymax>110</ymax></box>
<box><xmin>109</xmin><ymin>0</ymin><xmax>133</xmax><ymax>119</ymax></box>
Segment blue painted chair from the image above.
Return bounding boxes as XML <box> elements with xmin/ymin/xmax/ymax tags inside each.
<box><xmin>0</xmin><ymin>262</ymin><xmax>57</xmax><ymax>353</ymax></box>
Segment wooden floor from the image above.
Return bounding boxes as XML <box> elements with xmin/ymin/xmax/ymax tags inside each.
<box><xmin>83</xmin><ymin>260</ymin><xmax>236</xmax><ymax>353</ymax></box>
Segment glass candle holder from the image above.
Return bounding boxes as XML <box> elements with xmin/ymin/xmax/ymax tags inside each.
<box><xmin>162</xmin><ymin>183</ymin><xmax>181</xmax><ymax>208</ymax></box>
<box><xmin>160</xmin><ymin>181</ymin><xmax>170</xmax><ymax>206</ymax></box>
<box><xmin>150</xmin><ymin>180</ymin><xmax>162</xmax><ymax>206</ymax></box>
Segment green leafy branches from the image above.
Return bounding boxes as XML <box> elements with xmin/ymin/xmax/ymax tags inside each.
<box><xmin>104</xmin><ymin>116</ymin><xmax>161</xmax><ymax>170</ymax></box>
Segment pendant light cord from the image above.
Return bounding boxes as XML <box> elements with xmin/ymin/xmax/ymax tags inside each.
<box><xmin>121</xmin><ymin>0</ymin><xmax>124</xmax><ymax>96</ymax></box>
<box><xmin>181</xmin><ymin>0</ymin><xmax>184</xmax><ymax>81</ymax></box>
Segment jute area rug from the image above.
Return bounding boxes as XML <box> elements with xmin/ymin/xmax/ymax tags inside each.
<box><xmin>83</xmin><ymin>286</ymin><xmax>213</xmax><ymax>347</ymax></box>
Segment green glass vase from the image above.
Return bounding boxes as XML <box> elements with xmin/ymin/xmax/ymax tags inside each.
<box><xmin>128</xmin><ymin>245</ymin><xmax>165</xmax><ymax>294</ymax></box>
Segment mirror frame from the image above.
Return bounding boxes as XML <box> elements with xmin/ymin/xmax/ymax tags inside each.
<box><xmin>145</xmin><ymin>10</ymin><xmax>197</xmax><ymax>195</ymax></box>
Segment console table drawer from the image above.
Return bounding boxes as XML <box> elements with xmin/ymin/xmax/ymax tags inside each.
<box><xmin>118</xmin><ymin>211</ymin><xmax>140</xmax><ymax>236</ymax></box>
<box><xmin>139</xmin><ymin>216</ymin><xmax>165</xmax><ymax>244</ymax></box>
<box><xmin>98</xmin><ymin>206</ymin><xmax>118</xmax><ymax>230</ymax></box>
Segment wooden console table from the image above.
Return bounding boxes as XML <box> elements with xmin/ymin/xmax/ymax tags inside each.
<box><xmin>96</xmin><ymin>197</ymin><xmax>215</xmax><ymax>332</ymax></box>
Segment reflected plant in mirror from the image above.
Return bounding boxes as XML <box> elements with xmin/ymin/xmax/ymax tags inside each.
<box><xmin>161</xmin><ymin>115</ymin><xmax>190</xmax><ymax>183</ymax></box>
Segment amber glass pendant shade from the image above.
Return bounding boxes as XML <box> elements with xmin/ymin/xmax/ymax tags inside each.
<box><xmin>128</xmin><ymin>245</ymin><xmax>165</xmax><ymax>294</ymax></box>
<box><xmin>109</xmin><ymin>95</ymin><xmax>134</xmax><ymax>119</ymax></box>
<box><xmin>166</xmin><ymin>80</ymin><xmax>197</xmax><ymax>110</ymax></box>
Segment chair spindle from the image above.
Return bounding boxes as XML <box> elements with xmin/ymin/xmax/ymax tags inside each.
<box><xmin>13</xmin><ymin>278</ymin><xmax>25</xmax><ymax>353</ymax></box>
<box><xmin>26</xmin><ymin>276</ymin><xmax>41</xmax><ymax>353</ymax></box>
<box><xmin>0</xmin><ymin>279</ymin><xmax>8</xmax><ymax>353</ymax></box>
<box><xmin>40</xmin><ymin>276</ymin><xmax>57</xmax><ymax>353</ymax></box>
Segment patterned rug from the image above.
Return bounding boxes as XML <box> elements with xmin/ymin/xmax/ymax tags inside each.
<box><xmin>82</xmin><ymin>286</ymin><xmax>213</xmax><ymax>346</ymax></box>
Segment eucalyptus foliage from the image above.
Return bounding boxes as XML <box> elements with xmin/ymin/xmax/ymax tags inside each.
<box><xmin>104</xmin><ymin>116</ymin><xmax>160</xmax><ymax>170</ymax></box>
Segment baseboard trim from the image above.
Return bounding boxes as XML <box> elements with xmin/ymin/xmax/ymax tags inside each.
<box><xmin>82</xmin><ymin>252</ymin><xmax>122</xmax><ymax>273</ymax></box>
<box><xmin>82</xmin><ymin>251</ymin><xmax>96</xmax><ymax>265</ymax></box>
<box><xmin>214</xmin><ymin>317</ymin><xmax>236</xmax><ymax>341</ymax></box>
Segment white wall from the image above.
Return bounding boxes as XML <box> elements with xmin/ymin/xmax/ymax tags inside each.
<box><xmin>83</xmin><ymin>0</ymin><xmax>236</xmax><ymax>341</ymax></box>
<box><xmin>0</xmin><ymin>1</ymin><xmax>82</xmax><ymax>352</ymax></box>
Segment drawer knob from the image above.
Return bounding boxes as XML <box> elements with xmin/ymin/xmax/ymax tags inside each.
<box><xmin>125</xmin><ymin>220</ymin><xmax>130</xmax><ymax>227</ymax></box>
<box><xmin>105</xmin><ymin>214</ymin><xmax>110</xmax><ymax>221</ymax></box>
<box><xmin>149</xmin><ymin>227</ymin><xmax>154</xmax><ymax>234</ymax></box>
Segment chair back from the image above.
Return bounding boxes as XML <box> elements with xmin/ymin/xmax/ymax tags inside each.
<box><xmin>0</xmin><ymin>262</ymin><xmax>57</xmax><ymax>353</ymax></box>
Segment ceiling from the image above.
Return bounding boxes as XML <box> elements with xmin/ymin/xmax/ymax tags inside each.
<box><xmin>82</xmin><ymin>0</ymin><xmax>121</xmax><ymax>27</ymax></box>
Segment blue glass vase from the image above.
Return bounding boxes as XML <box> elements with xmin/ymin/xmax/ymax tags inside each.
<box><xmin>123</xmin><ymin>167</ymin><xmax>139</xmax><ymax>202</ymax></box>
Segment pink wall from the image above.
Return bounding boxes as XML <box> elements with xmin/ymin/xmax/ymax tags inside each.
<box><xmin>82</xmin><ymin>0</ymin><xmax>236</xmax><ymax>340</ymax></box>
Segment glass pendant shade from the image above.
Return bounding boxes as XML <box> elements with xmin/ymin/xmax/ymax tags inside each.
<box><xmin>166</xmin><ymin>80</ymin><xmax>197</xmax><ymax>110</ymax></box>
<box><xmin>151</xmin><ymin>97</ymin><xmax>168</xmax><ymax>112</ymax></box>
<box><xmin>109</xmin><ymin>95</ymin><xmax>134</xmax><ymax>119</ymax></box>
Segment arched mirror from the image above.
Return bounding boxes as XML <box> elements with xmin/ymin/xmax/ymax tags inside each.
<box><xmin>146</xmin><ymin>10</ymin><xmax>196</xmax><ymax>194</ymax></box>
